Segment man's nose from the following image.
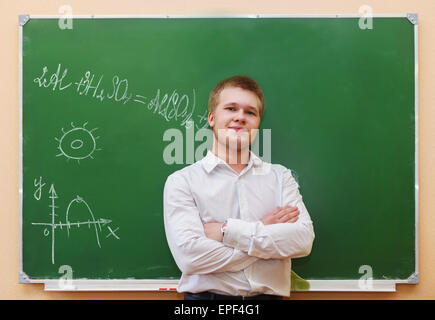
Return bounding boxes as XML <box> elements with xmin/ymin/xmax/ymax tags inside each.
<box><xmin>233</xmin><ymin>109</ymin><xmax>246</xmax><ymax>122</ymax></box>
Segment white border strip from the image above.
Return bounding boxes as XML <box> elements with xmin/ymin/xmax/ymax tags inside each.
<box><xmin>43</xmin><ymin>279</ymin><xmax>179</xmax><ymax>291</ymax></box>
<box><xmin>42</xmin><ymin>279</ymin><xmax>397</xmax><ymax>292</ymax></box>
<box><xmin>306</xmin><ymin>280</ymin><xmax>396</xmax><ymax>292</ymax></box>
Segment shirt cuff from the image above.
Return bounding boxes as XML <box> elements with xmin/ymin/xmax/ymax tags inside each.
<box><xmin>222</xmin><ymin>218</ymin><xmax>257</xmax><ymax>252</ymax></box>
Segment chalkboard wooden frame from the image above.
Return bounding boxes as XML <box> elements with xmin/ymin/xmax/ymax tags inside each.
<box><xmin>18</xmin><ymin>14</ymin><xmax>419</xmax><ymax>292</ymax></box>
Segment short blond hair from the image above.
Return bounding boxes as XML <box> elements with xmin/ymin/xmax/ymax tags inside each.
<box><xmin>208</xmin><ymin>75</ymin><xmax>265</xmax><ymax>119</ymax></box>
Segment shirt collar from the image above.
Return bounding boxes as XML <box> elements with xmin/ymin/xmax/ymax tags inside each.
<box><xmin>201</xmin><ymin>149</ymin><xmax>263</xmax><ymax>174</ymax></box>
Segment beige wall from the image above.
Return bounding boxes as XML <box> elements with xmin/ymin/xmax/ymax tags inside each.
<box><xmin>1</xmin><ymin>0</ymin><xmax>434</xmax><ymax>300</ymax></box>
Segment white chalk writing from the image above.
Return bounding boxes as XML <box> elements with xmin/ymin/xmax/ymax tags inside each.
<box><xmin>33</xmin><ymin>64</ymin><xmax>209</xmax><ymax>129</ymax></box>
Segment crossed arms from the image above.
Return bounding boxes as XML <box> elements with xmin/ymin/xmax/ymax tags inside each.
<box><xmin>163</xmin><ymin>168</ymin><xmax>315</xmax><ymax>275</ymax></box>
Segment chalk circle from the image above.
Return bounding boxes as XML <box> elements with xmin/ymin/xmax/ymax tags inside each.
<box><xmin>71</xmin><ymin>139</ymin><xmax>84</xmax><ymax>150</ymax></box>
<box><xmin>57</xmin><ymin>126</ymin><xmax>98</xmax><ymax>161</ymax></box>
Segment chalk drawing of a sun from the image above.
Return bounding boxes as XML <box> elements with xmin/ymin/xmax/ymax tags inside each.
<box><xmin>55</xmin><ymin>122</ymin><xmax>102</xmax><ymax>163</ymax></box>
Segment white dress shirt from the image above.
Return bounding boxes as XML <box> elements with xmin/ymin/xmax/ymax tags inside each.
<box><xmin>163</xmin><ymin>150</ymin><xmax>315</xmax><ymax>297</ymax></box>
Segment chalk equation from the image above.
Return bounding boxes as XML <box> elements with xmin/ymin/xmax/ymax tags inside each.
<box><xmin>32</xmin><ymin>180</ymin><xmax>120</xmax><ymax>264</ymax></box>
<box><xmin>33</xmin><ymin>63</ymin><xmax>210</xmax><ymax>130</ymax></box>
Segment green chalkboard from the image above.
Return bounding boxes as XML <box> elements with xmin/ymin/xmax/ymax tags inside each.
<box><xmin>20</xmin><ymin>16</ymin><xmax>416</xmax><ymax>287</ymax></box>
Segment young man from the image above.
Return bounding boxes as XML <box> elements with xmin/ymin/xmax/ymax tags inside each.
<box><xmin>163</xmin><ymin>75</ymin><xmax>315</xmax><ymax>300</ymax></box>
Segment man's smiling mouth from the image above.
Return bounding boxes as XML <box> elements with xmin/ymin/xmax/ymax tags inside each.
<box><xmin>228</xmin><ymin>126</ymin><xmax>247</xmax><ymax>132</ymax></box>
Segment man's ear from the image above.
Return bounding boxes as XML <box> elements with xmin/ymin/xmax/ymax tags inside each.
<box><xmin>208</xmin><ymin>111</ymin><xmax>214</xmax><ymax>128</ymax></box>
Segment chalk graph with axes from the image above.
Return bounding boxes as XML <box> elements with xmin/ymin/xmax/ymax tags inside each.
<box><xmin>31</xmin><ymin>183</ymin><xmax>120</xmax><ymax>264</ymax></box>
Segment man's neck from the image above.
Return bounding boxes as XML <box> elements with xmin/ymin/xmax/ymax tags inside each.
<box><xmin>212</xmin><ymin>143</ymin><xmax>250</xmax><ymax>175</ymax></box>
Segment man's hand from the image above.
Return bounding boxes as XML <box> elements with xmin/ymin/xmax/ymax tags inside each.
<box><xmin>203</xmin><ymin>222</ymin><xmax>224</xmax><ymax>242</ymax></box>
<box><xmin>261</xmin><ymin>206</ymin><xmax>300</xmax><ymax>225</ymax></box>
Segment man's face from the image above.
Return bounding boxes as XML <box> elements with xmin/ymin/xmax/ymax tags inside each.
<box><xmin>208</xmin><ymin>86</ymin><xmax>261</xmax><ymax>152</ymax></box>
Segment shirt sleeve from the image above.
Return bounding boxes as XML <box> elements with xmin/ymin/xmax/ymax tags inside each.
<box><xmin>163</xmin><ymin>171</ymin><xmax>259</xmax><ymax>275</ymax></box>
<box><xmin>222</xmin><ymin>168</ymin><xmax>315</xmax><ymax>260</ymax></box>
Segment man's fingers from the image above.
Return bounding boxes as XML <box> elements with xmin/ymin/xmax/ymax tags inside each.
<box><xmin>278</xmin><ymin>209</ymin><xmax>300</xmax><ymax>223</ymax></box>
<box><xmin>263</xmin><ymin>206</ymin><xmax>300</xmax><ymax>225</ymax></box>
<box><xmin>276</xmin><ymin>211</ymin><xmax>289</xmax><ymax>220</ymax></box>
<box><xmin>274</xmin><ymin>206</ymin><xmax>288</xmax><ymax>217</ymax></box>
<box><xmin>275</xmin><ymin>206</ymin><xmax>298</xmax><ymax>213</ymax></box>
<box><xmin>275</xmin><ymin>206</ymin><xmax>299</xmax><ymax>219</ymax></box>
<box><xmin>285</xmin><ymin>206</ymin><xmax>299</xmax><ymax>213</ymax></box>
<box><xmin>281</xmin><ymin>213</ymin><xmax>299</xmax><ymax>223</ymax></box>
<box><xmin>288</xmin><ymin>216</ymin><xmax>299</xmax><ymax>223</ymax></box>
<box><xmin>273</xmin><ymin>206</ymin><xmax>282</xmax><ymax>214</ymax></box>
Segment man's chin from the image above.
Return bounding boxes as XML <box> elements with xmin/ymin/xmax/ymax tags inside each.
<box><xmin>229</xmin><ymin>135</ymin><xmax>251</xmax><ymax>146</ymax></box>
<box><xmin>228</xmin><ymin>142</ymin><xmax>251</xmax><ymax>154</ymax></box>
